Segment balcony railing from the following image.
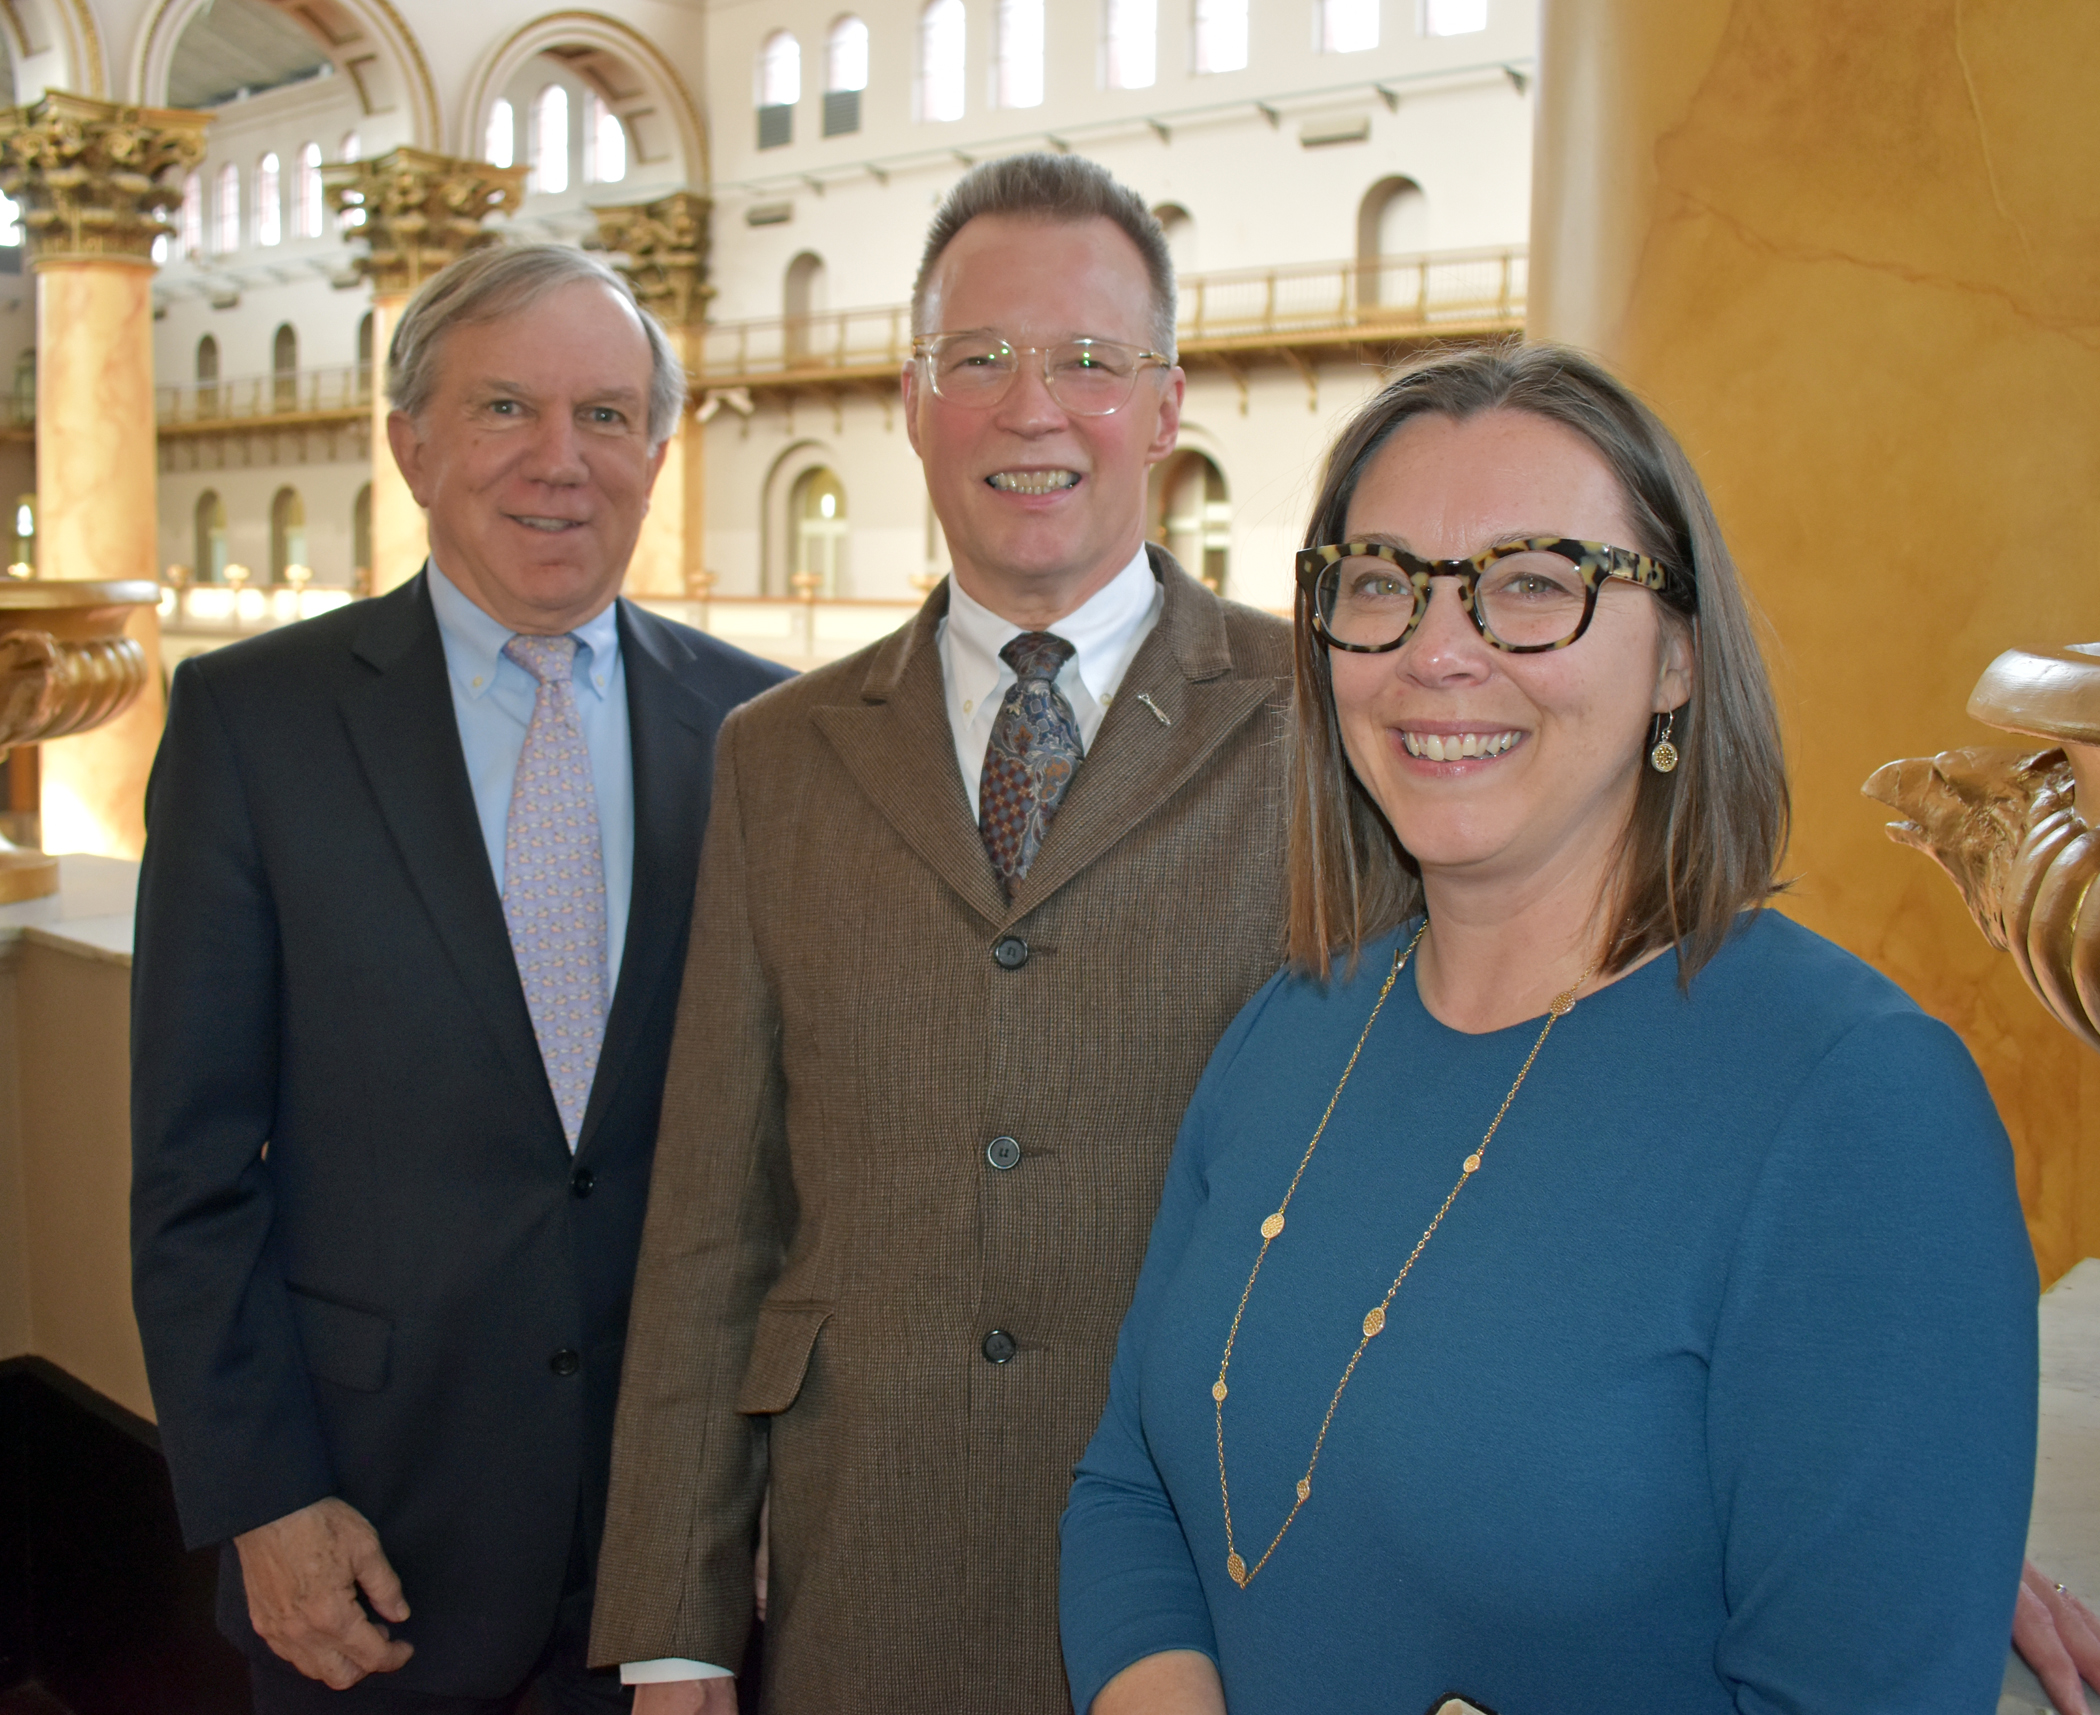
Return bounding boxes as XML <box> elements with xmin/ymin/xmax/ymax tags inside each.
<box><xmin>156</xmin><ymin>363</ymin><xmax>374</xmax><ymax>428</ymax></box>
<box><xmin>696</xmin><ymin>245</ymin><xmax>1527</xmax><ymax>388</ymax></box>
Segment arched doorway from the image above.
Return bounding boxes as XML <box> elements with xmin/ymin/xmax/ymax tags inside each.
<box><xmin>194</xmin><ymin>490</ymin><xmax>229</xmax><ymax>583</ymax></box>
<box><xmin>270</xmin><ymin>486</ymin><xmax>307</xmax><ymax>582</ymax></box>
<box><xmin>784</xmin><ymin>251</ymin><xmax>827</xmax><ymax>363</ymax></box>
<box><xmin>1356</xmin><ymin>176</ymin><xmax>1426</xmax><ymax>310</ymax></box>
<box><xmin>1152</xmin><ymin>451</ymin><xmax>1229</xmax><ymax>592</ymax></box>
<box><xmin>272</xmin><ymin>323</ymin><xmax>298</xmax><ymax>412</ymax></box>
<box><xmin>789</xmin><ymin>466</ymin><xmax>847</xmax><ymax>596</ymax></box>
<box><xmin>1154</xmin><ymin>202</ymin><xmax>1195</xmax><ymax>278</ymax></box>
<box><xmin>195</xmin><ymin>333</ymin><xmax>219</xmax><ymax>417</ymax></box>
<box><xmin>356</xmin><ymin>311</ymin><xmax>374</xmax><ymax>400</ymax></box>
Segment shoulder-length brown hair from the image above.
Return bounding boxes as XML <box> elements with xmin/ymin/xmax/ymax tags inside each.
<box><xmin>1289</xmin><ymin>341</ymin><xmax>1789</xmax><ymax>985</ymax></box>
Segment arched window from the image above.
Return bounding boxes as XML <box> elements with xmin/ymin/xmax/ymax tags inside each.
<box><xmin>918</xmin><ymin>0</ymin><xmax>965</xmax><ymax>122</ymax></box>
<box><xmin>1153</xmin><ymin>451</ymin><xmax>1230</xmax><ymax>592</ymax></box>
<box><xmin>1193</xmin><ymin>0</ymin><xmax>1249</xmax><ymax>73</ymax></box>
<box><xmin>195</xmin><ymin>490</ymin><xmax>229</xmax><ymax>583</ymax></box>
<box><xmin>179</xmin><ymin>172</ymin><xmax>203</xmax><ymax>258</ymax></box>
<box><xmin>270</xmin><ymin>487</ymin><xmax>307</xmax><ymax>583</ymax></box>
<box><xmin>0</xmin><ymin>191</ymin><xmax>17</xmax><ymax>250</ymax></box>
<box><xmin>1154</xmin><ymin>203</ymin><xmax>1195</xmax><ymax>276</ymax></box>
<box><xmin>340</xmin><ymin>130</ymin><xmax>361</xmax><ymax>162</ymax></box>
<box><xmin>356</xmin><ymin>311</ymin><xmax>374</xmax><ymax>399</ymax></box>
<box><xmin>783</xmin><ymin>251</ymin><xmax>828</xmax><ymax>360</ymax></box>
<box><xmin>587</xmin><ymin>95</ymin><xmax>627</xmax><ymax>183</ymax></box>
<box><xmin>1103</xmin><ymin>0</ymin><xmax>1157</xmax><ymax>90</ymax></box>
<box><xmin>195</xmin><ymin>334</ymin><xmax>220</xmax><ymax>417</ymax></box>
<box><xmin>272</xmin><ymin>325</ymin><xmax>299</xmax><ymax>412</ymax></box>
<box><xmin>216</xmin><ymin>162</ymin><xmax>240</xmax><ymax>252</ymax></box>
<box><xmin>255</xmin><ymin>153</ymin><xmax>281</xmax><ymax>245</ymax></box>
<box><xmin>824</xmin><ymin>17</ymin><xmax>869</xmax><ymax>135</ymax></box>
<box><xmin>790</xmin><ymin>466</ymin><xmax>847</xmax><ymax>596</ymax></box>
<box><xmin>1356</xmin><ymin>176</ymin><xmax>1426</xmax><ymax>306</ymax></box>
<box><xmin>352</xmin><ymin>483</ymin><xmax>373</xmax><ymax>593</ymax></box>
<box><xmin>532</xmin><ymin>86</ymin><xmax>570</xmax><ymax>194</ymax></box>
<box><xmin>297</xmin><ymin>143</ymin><xmax>323</xmax><ymax>238</ymax></box>
<box><xmin>8</xmin><ymin>493</ymin><xmax>33</xmax><ymax>574</ymax></box>
<box><xmin>1424</xmin><ymin>0</ymin><xmax>1488</xmax><ymax>34</ymax></box>
<box><xmin>1319</xmin><ymin>0</ymin><xmax>1379</xmax><ymax>53</ymax></box>
<box><xmin>337</xmin><ymin>134</ymin><xmax>365</xmax><ymax>229</ymax></box>
<box><xmin>11</xmin><ymin>350</ymin><xmax>33</xmax><ymax>431</ymax></box>
<box><xmin>485</xmin><ymin>98</ymin><xmax>515</xmax><ymax>168</ymax></box>
<box><xmin>757</xmin><ymin>32</ymin><xmax>800</xmax><ymax>148</ymax></box>
<box><xmin>993</xmin><ymin>0</ymin><xmax>1044</xmax><ymax>109</ymax></box>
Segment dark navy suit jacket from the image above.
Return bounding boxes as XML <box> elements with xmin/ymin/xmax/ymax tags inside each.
<box><xmin>130</xmin><ymin>572</ymin><xmax>789</xmax><ymax>1695</ymax></box>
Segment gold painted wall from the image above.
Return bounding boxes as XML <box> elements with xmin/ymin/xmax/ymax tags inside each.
<box><xmin>1532</xmin><ymin>0</ymin><xmax>2100</xmax><ymax>1283</ymax></box>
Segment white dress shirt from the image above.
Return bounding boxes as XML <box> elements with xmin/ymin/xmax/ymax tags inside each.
<box><xmin>622</xmin><ymin>546</ymin><xmax>1162</xmax><ymax>1686</ymax></box>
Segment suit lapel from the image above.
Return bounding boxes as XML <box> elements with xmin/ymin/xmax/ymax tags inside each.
<box><xmin>577</xmin><ymin>602</ymin><xmax>717</xmax><ymax>1155</ymax></box>
<box><xmin>1008</xmin><ymin>552</ymin><xmax>1275</xmax><ymax>918</ymax></box>
<box><xmin>337</xmin><ymin>575</ymin><xmax>559</xmax><ymax>1136</ymax></box>
<box><xmin>813</xmin><ymin>589</ymin><xmax>1011</xmax><ymax>929</ymax></box>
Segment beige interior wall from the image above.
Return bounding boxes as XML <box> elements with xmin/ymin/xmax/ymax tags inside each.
<box><xmin>1531</xmin><ymin>0</ymin><xmax>2100</xmax><ymax>1284</ymax></box>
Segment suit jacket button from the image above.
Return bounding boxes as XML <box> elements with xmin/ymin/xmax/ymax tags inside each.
<box><xmin>986</xmin><ymin>1135</ymin><xmax>1022</xmax><ymax>1171</ymax></box>
<box><xmin>549</xmin><ymin>1349</ymin><xmax>581</xmax><ymax>1376</ymax></box>
<box><xmin>992</xmin><ymin>935</ymin><xmax>1029</xmax><ymax>970</ymax></box>
<box><xmin>570</xmin><ymin>1167</ymin><xmax>595</xmax><ymax>1198</ymax></box>
<box><xmin>981</xmin><ymin>1329</ymin><xmax>1018</xmax><ymax>1364</ymax></box>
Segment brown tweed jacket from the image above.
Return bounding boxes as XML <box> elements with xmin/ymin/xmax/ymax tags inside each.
<box><xmin>591</xmin><ymin>550</ymin><xmax>1292</xmax><ymax>1711</ymax></box>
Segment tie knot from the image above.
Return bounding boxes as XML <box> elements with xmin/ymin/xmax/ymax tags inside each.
<box><xmin>504</xmin><ymin>633</ymin><xmax>579</xmax><ymax>685</ymax></box>
<box><xmin>999</xmin><ymin>630</ymin><xmax>1075</xmax><ymax>684</ymax></box>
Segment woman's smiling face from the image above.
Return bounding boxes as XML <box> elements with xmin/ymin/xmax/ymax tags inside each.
<box><xmin>1328</xmin><ymin>407</ymin><xmax>1692</xmax><ymax>906</ymax></box>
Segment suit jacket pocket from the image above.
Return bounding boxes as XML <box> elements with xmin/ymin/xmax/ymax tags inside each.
<box><xmin>735</xmin><ymin>1301</ymin><xmax>832</xmax><ymax>1416</ymax></box>
<box><xmin>288</xmin><ymin>1287</ymin><xmax>393</xmax><ymax>1393</ymax></box>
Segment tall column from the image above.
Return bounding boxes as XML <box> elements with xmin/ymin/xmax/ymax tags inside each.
<box><xmin>326</xmin><ymin>149</ymin><xmax>525</xmax><ymax>595</ymax></box>
<box><xmin>0</xmin><ymin>93</ymin><xmax>208</xmax><ymax>859</ymax></box>
<box><xmin>1528</xmin><ymin>0</ymin><xmax>2100</xmax><ymax>1279</ymax></box>
<box><xmin>595</xmin><ymin>191</ymin><xmax>712</xmax><ymax>600</ymax></box>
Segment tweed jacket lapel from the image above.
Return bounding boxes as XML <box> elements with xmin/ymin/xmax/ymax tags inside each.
<box><xmin>338</xmin><ymin>573</ymin><xmax>563</xmax><ymax>1143</ymax></box>
<box><xmin>813</xmin><ymin>586</ymin><xmax>1010</xmax><ymax>928</ymax></box>
<box><xmin>1007</xmin><ymin>548</ymin><xmax>1274</xmax><ymax>920</ymax></box>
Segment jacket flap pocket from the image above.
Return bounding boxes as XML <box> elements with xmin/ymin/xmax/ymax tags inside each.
<box><xmin>288</xmin><ymin>1287</ymin><xmax>392</xmax><ymax>1393</ymax></box>
<box><xmin>735</xmin><ymin>1301</ymin><xmax>833</xmax><ymax>1416</ymax></box>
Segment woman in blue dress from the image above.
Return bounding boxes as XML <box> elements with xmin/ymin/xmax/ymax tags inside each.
<box><xmin>1059</xmin><ymin>343</ymin><xmax>2038</xmax><ymax>1715</ymax></box>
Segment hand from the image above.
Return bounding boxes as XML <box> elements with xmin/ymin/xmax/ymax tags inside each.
<box><xmin>633</xmin><ymin>1680</ymin><xmax>739</xmax><ymax>1713</ymax></box>
<box><xmin>2014</xmin><ymin>1559</ymin><xmax>2100</xmax><ymax>1714</ymax></box>
<box><xmin>755</xmin><ymin>1488</ymin><xmax>770</xmax><ymax>1624</ymax></box>
<box><xmin>233</xmin><ymin>1497</ymin><xmax>414</xmax><ymax>1689</ymax></box>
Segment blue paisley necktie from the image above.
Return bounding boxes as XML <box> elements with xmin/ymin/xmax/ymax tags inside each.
<box><xmin>979</xmin><ymin>630</ymin><xmax>1083</xmax><ymax>896</ymax></box>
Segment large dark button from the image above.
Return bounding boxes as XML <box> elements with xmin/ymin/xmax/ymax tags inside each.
<box><xmin>549</xmin><ymin>1349</ymin><xmax>581</xmax><ymax>1376</ymax></box>
<box><xmin>985</xmin><ymin>1135</ymin><xmax>1022</xmax><ymax>1172</ymax></box>
<box><xmin>980</xmin><ymin>1329</ymin><xmax>1018</xmax><ymax>1364</ymax></box>
<box><xmin>991</xmin><ymin>935</ymin><xmax>1030</xmax><ymax>970</ymax></box>
<box><xmin>570</xmin><ymin>1167</ymin><xmax>595</xmax><ymax>1198</ymax></box>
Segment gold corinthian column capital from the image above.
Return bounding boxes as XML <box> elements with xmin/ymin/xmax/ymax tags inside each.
<box><xmin>0</xmin><ymin>90</ymin><xmax>209</xmax><ymax>266</ymax></box>
<box><xmin>328</xmin><ymin>148</ymin><xmax>525</xmax><ymax>595</ymax></box>
<box><xmin>594</xmin><ymin>190</ymin><xmax>713</xmax><ymax>600</ymax></box>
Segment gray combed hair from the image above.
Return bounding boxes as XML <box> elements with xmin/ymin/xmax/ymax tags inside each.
<box><xmin>387</xmin><ymin>242</ymin><xmax>687</xmax><ymax>449</ymax></box>
<box><xmin>911</xmin><ymin>152</ymin><xmax>1178</xmax><ymax>357</ymax></box>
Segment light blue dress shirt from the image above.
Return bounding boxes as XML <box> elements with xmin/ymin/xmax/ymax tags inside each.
<box><xmin>425</xmin><ymin>562</ymin><xmax>634</xmax><ymax>995</ymax></box>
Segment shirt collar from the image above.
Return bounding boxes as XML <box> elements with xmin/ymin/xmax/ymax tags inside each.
<box><xmin>944</xmin><ymin>542</ymin><xmax>1158</xmax><ymax>711</ymax></box>
<box><xmin>426</xmin><ymin>559</ymin><xmax>623</xmax><ymax>704</ymax></box>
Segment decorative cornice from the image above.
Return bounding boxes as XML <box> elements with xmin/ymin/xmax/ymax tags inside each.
<box><xmin>594</xmin><ymin>190</ymin><xmax>712</xmax><ymax>327</ymax></box>
<box><xmin>0</xmin><ymin>91</ymin><xmax>208</xmax><ymax>266</ymax></box>
<box><xmin>325</xmin><ymin>147</ymin><xmax>525</xmax><ymax>297</ymax></box>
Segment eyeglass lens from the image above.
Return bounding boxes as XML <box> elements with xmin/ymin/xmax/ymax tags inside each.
<box><xmin>1317</xmin><ymin>551</ymin><xmax>1592</xmax><ymax>649</ymax></box>
<box><xmin>926</xmin><ymin>335</ymin><xmax>1150</xmax><ymax>414</ymax></box>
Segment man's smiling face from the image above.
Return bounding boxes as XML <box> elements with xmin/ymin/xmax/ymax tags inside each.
<box><xmin>905</xmin><ymin>213</ymin><xmax>1183</xmax><ymax>623</ymax></box>
<box><xmin>387</xmin><ymin>278</ymin><xmax>667</xmax><ymax>635</ymax></box>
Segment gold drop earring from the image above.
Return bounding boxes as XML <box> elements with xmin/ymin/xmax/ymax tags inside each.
<box><xmin>1649</xmin><ymin>710</ymin><xmax>1680</xmax><ymax>774</ymax></box>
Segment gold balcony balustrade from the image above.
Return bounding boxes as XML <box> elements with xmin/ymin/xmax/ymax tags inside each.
<box><xmin>695</xmin><ymin>245</ymin><xmax>1527</xmax><ymax>394</ymax></box>
<box><xmin>155</xmin><ymin>363</ymin><xmax>374</xmax><ymax>433</ymax></box>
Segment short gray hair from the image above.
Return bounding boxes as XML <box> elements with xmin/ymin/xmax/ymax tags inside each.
<box><xmin>911</xmin><ymin>153</ymin><xmax>1178</xmax><ymax>357</ymax></box>
<box><xmin>386</xmin><ymin>243</ymin><xmax>687</xmax><ymax>449</ymax></box>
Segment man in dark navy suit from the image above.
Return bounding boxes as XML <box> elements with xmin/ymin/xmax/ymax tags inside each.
<box><xmin>130</xmin><ymin>242</ymin><xmax>789</xmax><ymax>1712</ymax></box>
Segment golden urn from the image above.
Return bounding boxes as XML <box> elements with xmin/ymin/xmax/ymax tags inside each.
<box><xmin>0</xmin><ymin>577</ymin><xmax>160</xmax><ymax>902</ymax></box>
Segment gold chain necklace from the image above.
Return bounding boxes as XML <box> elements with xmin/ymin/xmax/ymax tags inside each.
<box><xmin>1213</xmin><ymin>923</ymin><xmax>1592</xmax><ymax>1589</ymax></box>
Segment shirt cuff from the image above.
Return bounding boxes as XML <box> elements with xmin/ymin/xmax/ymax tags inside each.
<box><xmin>620</xmin><ymin>1659</ymin><xmax>734</xmax><ymax>1683</ymax></box>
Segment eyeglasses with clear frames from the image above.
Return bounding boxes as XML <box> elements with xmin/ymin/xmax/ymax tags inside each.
<box><xmin>1296</xmin><ymin>537</ymin><xmax>1691</xmax><ymax>655</ymax></box>
<box><xmin>912</xmin><ymin>331</ymin><xmax>1173</xmax><ymax>416</ymax></box>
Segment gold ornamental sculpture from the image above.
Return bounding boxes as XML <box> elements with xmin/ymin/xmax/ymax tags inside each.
<box><xmin>324</xmin><ymin>147</ymin><xmax>527</xmax><ymax>296</ymax></box>
<box><xmin>1865</xmin><ymin>643</ymin><xmax>2100</xmax><ymax>1052</ymax></box>
<box><xmin>0</xmin><ymin>579</ymin><xmax>160</xmax><ymax>903</ymax></box>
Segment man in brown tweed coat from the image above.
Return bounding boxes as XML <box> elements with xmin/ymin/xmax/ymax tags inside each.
<box><xmin>591</xmin><ymin>154</ymin><xmax>1292</xmax><ymax>1713</ymax></box>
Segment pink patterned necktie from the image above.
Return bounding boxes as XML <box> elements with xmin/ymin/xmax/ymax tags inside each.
<box><xmin>501</xmin><ymin>633</ymin><xmax>609</xmax><ymax>1151</ymax></box>
<box><xmin>979</xmin><ymin>631</ymin><xmax>1083</xmax><ymax>896</ymax></box>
